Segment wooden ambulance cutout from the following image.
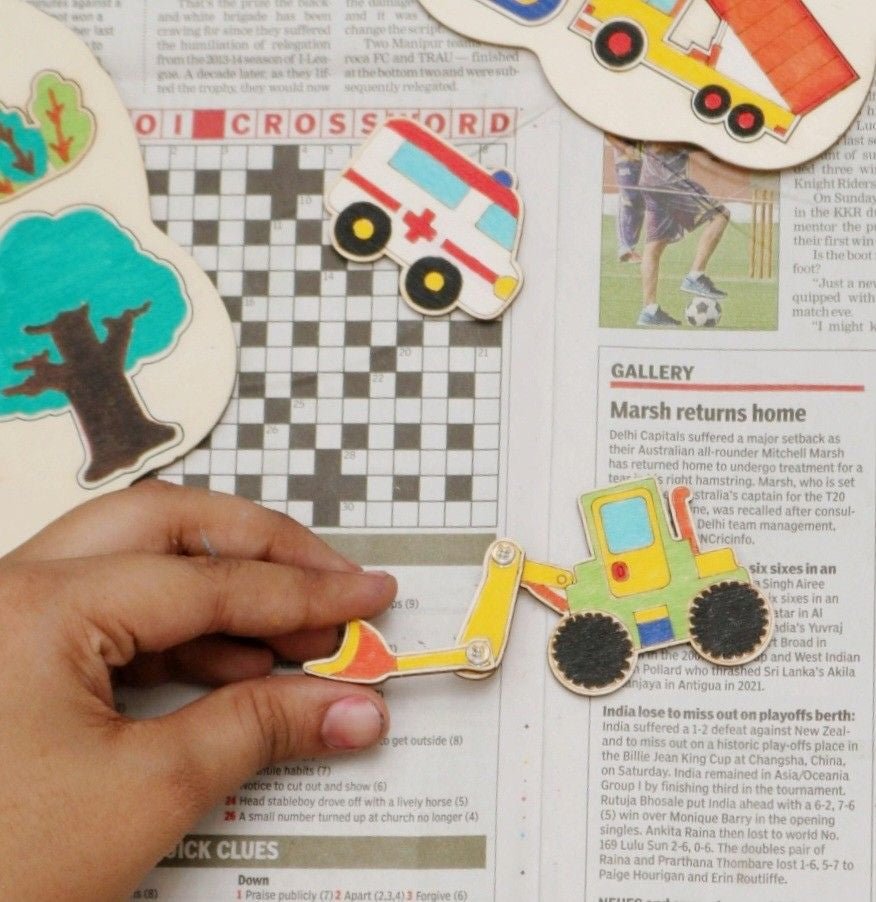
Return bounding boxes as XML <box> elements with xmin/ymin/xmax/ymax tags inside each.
<box><xmin>306</xmin><ymin>478</ymin><xmax>774</xmax><ymax>696</ymax></box>
<box><xmin>419</xmin><ymin>0</ymin><xmax>874</xmax><ymax>169</ymax></box>
<box><xmin>326</xmin><ymin>118</ymin><xmax>524</xmax><ymax>319</ymax></box>
<box><xmin>0</xmin><ymin>0</ymin><xmax>236</xmax><ymax>554</ymax></box>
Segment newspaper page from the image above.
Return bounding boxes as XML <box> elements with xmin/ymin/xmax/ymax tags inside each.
<box><xmin>26</xmin><ymin>0</ymin><xmax>876</xmax><ymax>899</ymax></box>
<box><xmin>540</xmin><ymin>104</ymin><xmax>876</xmax><ymax>899</ymax></box>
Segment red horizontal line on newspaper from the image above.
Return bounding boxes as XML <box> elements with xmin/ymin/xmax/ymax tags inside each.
<box><xmin>610</xmin><ymin>381</ymin><xmax>865</xmax><ymax>393</ymax></box>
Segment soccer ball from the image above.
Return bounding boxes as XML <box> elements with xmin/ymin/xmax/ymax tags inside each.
<box><xmin>685</xmin><ymin>296</ymin><xmax>722</xmax><ymax>327</ymax></box>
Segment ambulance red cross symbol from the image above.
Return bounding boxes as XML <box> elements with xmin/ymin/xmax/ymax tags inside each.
<box><xmin>403</xmin><ymin>207</ymin><xmax>437</xmax><ymax>243</ymax></box>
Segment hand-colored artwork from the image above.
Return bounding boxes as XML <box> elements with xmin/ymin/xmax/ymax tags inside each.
<box><xmin>0</xmin><ymin>209</ymin><xmax>188</xmax><ymax>484</ymax></box>
<box><xmin>0</xmin><ymin>0</ymin><xmax>236</xmax><ymax>553</ymax></box>
<box><xmin>477</xmin><ymin>0</ymin><xmax>565</xmax><ymax>24</ymax></box>
<box><xmin>325</xmin><ymin>118</ymin><xmax>524</xmax><ymax>320</ymax></box>
<box><xmin>419</xmin><ymin>0</ymin><xmax>875</xmax><ymax>168</ymax></box>
<box><xmin>305</xmin><ymin>477</ymin><xmax>774</xmax><ymax>696</ymax></box>
<box><xmin>0</xmin><ymin>72</ymin><xmax>93</xmax><ymax>201</ymax></box>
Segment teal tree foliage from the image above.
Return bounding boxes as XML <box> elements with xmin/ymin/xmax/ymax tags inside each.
<box><xmin>0</xmin><ymin>108</ymin><xmax>48</xmax><ymax>184</ymax></box>
<box><xmin>0</xmin><ymin>208</ymin><xmax>190</xmax><ymax>482</ymax></box>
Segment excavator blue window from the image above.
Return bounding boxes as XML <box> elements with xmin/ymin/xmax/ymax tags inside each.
<box><xmin>644</xmin><ymin>0</ymin><xmax>676</xmax><ymax>12</ymax></box>
<box><xmin>601</xmin><ymin>497</ymin><xmax>653</xmax><ymax>554</ymax></box>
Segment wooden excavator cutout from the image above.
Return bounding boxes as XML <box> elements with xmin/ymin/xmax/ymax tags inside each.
<box><xmin>305</xmin><ymin>478</ymin><xmax>774</xmax><ymax>696</ymax></box>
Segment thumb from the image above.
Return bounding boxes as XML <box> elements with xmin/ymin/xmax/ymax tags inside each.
<box><xmin>138</xmin><ymin>676</ymin><xmax>388</xmax><ymax>829</ymax></box>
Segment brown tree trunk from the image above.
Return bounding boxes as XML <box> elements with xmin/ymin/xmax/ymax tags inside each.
<box><xmin>5</xmin><ymin>304</ymin><xmax>178</xmax><ymax>484</ymax></box>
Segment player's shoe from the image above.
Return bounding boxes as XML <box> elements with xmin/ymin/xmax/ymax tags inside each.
<box><xmin>619</xmin><ymin>251</ymin><xmax>642</xmax><ymax>264</ymax></box>
<box><xmin>681</xmin><ymin>273</ymin><xmax>727</xmax><ymax>300</ymax></box>
<box><xmin>637</xmin><ymin>306</ymin><xmax>680</xmax><ymax>326</ymax></box>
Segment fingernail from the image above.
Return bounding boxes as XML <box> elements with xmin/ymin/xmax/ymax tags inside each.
<box><xmin>321</xmin><ymin>696</ymin><xmax>385</xmax><ymax>750</ymax></box>
<box><xmin>364</xmin><ymin>569</ymin><xmax>392</xmax><ymax>580</ymax></box>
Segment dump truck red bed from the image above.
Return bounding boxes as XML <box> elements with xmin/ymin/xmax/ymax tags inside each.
<box><xmin>706</xmin><ymin>0</ymin><xmax>857</xmax><ymax>115</ymax></box>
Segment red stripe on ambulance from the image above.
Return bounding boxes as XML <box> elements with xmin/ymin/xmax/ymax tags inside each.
<box><xmin>387</xmin><ymin>118</ymin><xmax>520</xmax><ymax>218</ymax></box>
<box><xmin>344</xmin><ymin>168</ymin><xmax>401</xmax><ymax>212</ymax></box>
<box><xmin>441</xmin><ymin>239</ymin><xmax>497</xmax><ymax>284</ymax></box>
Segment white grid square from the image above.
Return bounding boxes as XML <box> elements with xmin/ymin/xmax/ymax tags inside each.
<box><xmin>245</xmin><ymin>195</ymin><xmax>272</xmax><ymax>219</ymax></box>
<box><xmin>169</xmin><ymin>170</ymin><xmax>195</xmax><ymax>195</ymax></box>
<box><xmin>242</xmin><ymin>297</ymin><xmax>267</xmax><ymax>320</ymax></box>
<box><xmin>221</xmin><ymin>146</ymin><xmax>248</xmax><ymax>168</ymax></box>
<box><xmin>166</xmin><ymin>221</ymin><xmax>192</xmax><ymax>245</ymax></box>
<box><xmin>288</xmin><ymin>449</ymin><xmax>315</xmax><ymax>474</ymax></box>
<box><xmin>221</xmin><ymin>170</ymin><xmax>247</xmax><ymax>194</ymax></box>
<box><xmin>169</xmin><ymin>145</ymin><xmax>196</xmax><ymax>168</ymax></box>
<box><xmin>392</xmin><ymin>503</ymin><xmax>418</xmax><ymax>528</ymax></box>
<box><xmin>244</xmin><ymin>246</ymin><xmax>270</xmax><ymax>270</ymax></box>
<box><xmin>264</xmin><ymin>426</ymin><xmax>290</xmax><ymax>450</ymax></box>
<box><xmin>167</xmin><ymin>193</ymin><xmax>194</xmax><ymax>223</ymax></box>
<box><xmin>217</xmin><ymin>270</ymin><xmax>243</xmax><ymax>296</ymax></box>
<box><xmin>340</xmin><ymin>502</ymin><xmax>366</xmax><ymax>528</ymax></box>
<box><xmin>248</xmin><ymin>145</ymin><xmax>274</xmax><ymax>169</ymax></box>
<box><xmin>194</xmin><ymin>195</ymin><xmax>221</xmax><ymax>220</ymax></box>
<box><xmin>262</xmin><ymin>475</ymin><xmax>288</xmax><ymax>500</ymax></box>
<box><xmin>262</xmin><ymin>450</ymin><xmax>289</xmax><ymax>474</ymax></box>
<box><xmin>196</xmin><ymin>145</ymin><xmax>222</xmax><ymax>168</ymax></box>
<box><xmin>269</xmin><ymin>271</ymin><xmax>295</xmax><ymax>296</ymax></box>
<box><xmin>236</xmin><ymin>450</ymin><xmax>263</xmax><ymax>475</ymax></box>
<box><xmin>341</xmin><ymin>450</ymin><xmax>367</xmax><ymax>475</ymax></box>
<box><xmin>316</xmin><ymin>423</ymin><xmax>342</xmax><ymax>447</ymax></box>
<box><xmin>367</xmin><ymin>476</ymin><xmax>393</xmax><ymax>501</ymax></box>
<box><xmin>366</xmin><ymin>502</ymin><xmax>392</xmax><ymax>528</ymax></box>
<box><xmin>344</xmin><ymin>347</ymin><xmax>370</xmax><ymax>371</ymax></box>
<box><xmin>219</xmin><ymin>220</ymin><xmax>245</xmax><ymax>246</ymax></box>
<box><xmin>343</xmin><ymin>399</ymin><xmax>370</xmax><ymax>422</ymax></box>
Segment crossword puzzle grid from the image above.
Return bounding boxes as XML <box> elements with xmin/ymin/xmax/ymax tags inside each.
<box><xmin>146</xmin><ymin>140</ymin><xmax>510</xmax><ymax>529</ymax></box>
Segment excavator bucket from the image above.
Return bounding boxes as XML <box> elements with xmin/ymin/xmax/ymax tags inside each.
<box><xmin>304</xmin><ymin>539</ymin><xmax>527</xmax><ymax>684</ymax></box>
<box><xmin>304</xmin><ymin>620</ymin><xmax>399</xmax><ymax>683</ymax></box>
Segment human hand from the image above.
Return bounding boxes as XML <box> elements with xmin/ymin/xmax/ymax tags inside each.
<box><xmin>0</xmin><ymin>481</ymin><xmax>396</xmax><ymax>900</ymax></box>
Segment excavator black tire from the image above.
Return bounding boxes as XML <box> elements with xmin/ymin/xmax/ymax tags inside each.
<box><xmin>549</xmin><ymin>611</ymin><xmax>636</xmax><ymax>696</ymax></box>
<box><xmin>688</xmin><ymin>581</ymin><xmax>772</xmax><ymax>664</ymax></box>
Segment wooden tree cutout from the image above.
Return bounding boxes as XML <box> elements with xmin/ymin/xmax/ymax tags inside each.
<box><xmin>0</xmin><ymin>208</ymin><xmax>190</xmax><ymax>485</ymax></box>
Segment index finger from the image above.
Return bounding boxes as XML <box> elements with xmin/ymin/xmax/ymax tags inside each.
<box><xmin>44</xmin><ymin>552</ymin><xmax>396</xmax><ymax>666</ymax></box>
<box><xmin>9</xmin><ymin>481</ymin><xmax>359</xmax><ymax>573</ymax></box>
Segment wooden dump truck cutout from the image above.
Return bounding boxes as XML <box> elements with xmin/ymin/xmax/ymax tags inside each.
<box><xmin>418</xmin><ymin>0</ymin><xmax>873</xmax><ymax>169</ymax></box>
<box><xmin>305</xmin><ymin>477</ymin><xmax>774</xmax><ymax>696</ymax></box>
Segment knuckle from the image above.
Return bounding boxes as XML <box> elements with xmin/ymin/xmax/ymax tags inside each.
<box><xmin>233</xmin><ymin>681</ymin><xmax>298</xmax><ymax>765</ymax></box>
<box><xmin>187</xmin><ymin>556</ymin><xmax>243</xmax><ymax>630</ymax></box>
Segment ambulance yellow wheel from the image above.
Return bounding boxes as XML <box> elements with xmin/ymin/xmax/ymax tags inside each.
<box><xmin>593</xmin><ymin>20</ymin><xmax>646</xmax><ymax>70</ymax></box>
<box><xmin>334</xmin><ymin>202</ymin><xmax>391</xmax><ymax>261</ymax></box>
<box><xmin>548</xmin><ymin>612</ymin><xmax>637</xmax><ymax>696</ymax></box>
<box><xmin>404</xmin><ymin>257</ymin><xmax>462</xmax><ymax>314</ymax></box>
<box><xmin>688</xmin><ymin>581</ymin><xmax>773</xmax><ymax>666</ymax></box>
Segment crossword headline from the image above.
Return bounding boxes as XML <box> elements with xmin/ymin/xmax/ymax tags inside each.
<box><xmin>131</xmin><ymin>108</ymin><xmax>517</xmax><ymax>141</ymax></box>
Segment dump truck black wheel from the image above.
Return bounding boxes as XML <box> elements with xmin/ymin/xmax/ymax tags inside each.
<box><xmin>333</xmin><ymin>202</ymin><xmax>391</xmax><ymax>260</ymax></box>
<box><xmin>694</xmin><ymin>85</ymin><xmax>731</xmax><ymax>121</ymax></box>
<box><xmin>593</xmin><ymin>21</ymin><xmax>646</xmax><ymax>70</ymax></box>
<box><xmin>549</xmin><ymin>612</ymin><xmax>637</xmax><ymax>696</ymax></box>
<box><xmin>404</xmin><ymin>257</ymin><xmax>462</xmax><ymax>313</ymax></box>
<box><xmin>689</xmin><ymin>581</ymin><xmax>773</xmax><ymax>665</ymax></box>
<box><xmin>727</xmin><ymin>104</ymin><xmax>765</xmax><ymax>140</ymax></box>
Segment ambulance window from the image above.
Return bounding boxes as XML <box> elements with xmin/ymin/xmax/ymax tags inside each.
<box><xmin>389</xmin><ymin>142</ymin><xmax>468</xmax><ymax>209</ymax></box>
<box><xmin>476</xmin><ymin>204</ymin><xmax>517</xmax><ymax>250</ymax></box>
<box><xmin>600</xmin><ymin>497</ymin><xmax>654</xmax><ymax>554</ymax></box>
<box><xmin>644</xmin><ymin>0</ymin><xmax>676</xmax><ymax>12</ymax></box>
